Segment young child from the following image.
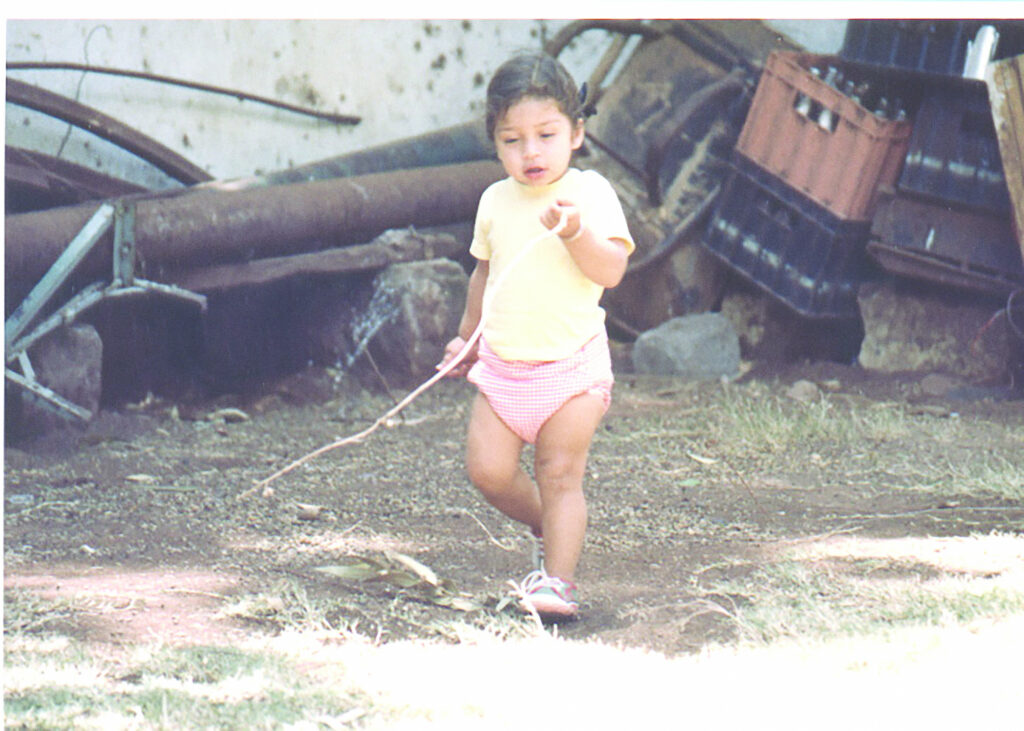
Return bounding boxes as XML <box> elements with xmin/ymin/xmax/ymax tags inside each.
<box><xmin>439</xmin><ymin>51</ymin><xmax>635</xmax><ymax>619</ymax></box>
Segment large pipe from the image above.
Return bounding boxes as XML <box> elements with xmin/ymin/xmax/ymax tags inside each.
<box><xmin>201</xmin><ymin>121</ymin><xmax>494</xmax><ymax>190</ymax></box>
<box><xmin>5</xmin><ymin>160</ymin><xmax>504</xmax><ymax>302</ymax></box>
<box><xmin>7</xmin><ymin>62</ymin><xmax>361</xmax><ymax>125</ymax></box>
<box><xmin>7</xmin><ymin>77</ymin><xmax>213</xmax><ymax>185</ymax></box>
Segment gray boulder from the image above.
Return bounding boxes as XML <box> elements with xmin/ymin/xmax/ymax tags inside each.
<box><xmin>353</xmin><ymin>258</ymin><xmax>469</xmax><ymax>385</ymax></box>
<box><xmin>8</xmin><ymin>323</ymin><xmax>103</xmax><ymax>437</ymax></box>
<box><xmin>632</xmin><ymin>313</ymin><xmax>740</xmax><ymax>380</ymax></box>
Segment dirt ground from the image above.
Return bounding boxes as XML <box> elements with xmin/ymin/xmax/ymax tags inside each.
<box><xmin>5</xmin><ymin>359</ymin><xmax>1023</xmax><ymax>656</ymax></box>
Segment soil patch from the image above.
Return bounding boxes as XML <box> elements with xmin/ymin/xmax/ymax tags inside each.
<box><xmin>5</xmin><ymin>363</ymin><xmax>1023</xmax><ymax>655</ymax></box>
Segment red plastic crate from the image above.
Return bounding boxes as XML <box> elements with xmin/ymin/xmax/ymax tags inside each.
<box><xmin>735</xmin><ymin>51</ymin><xmax>912</xmax><ymax>221</ymax></box>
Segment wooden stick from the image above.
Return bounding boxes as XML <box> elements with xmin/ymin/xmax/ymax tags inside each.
<box><xmin>241</xmin><ymin>214</ymin><xmax>568</xmax><ymax>499</ymax></box>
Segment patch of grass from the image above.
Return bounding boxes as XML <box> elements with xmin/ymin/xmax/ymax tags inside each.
<box><xmin>4</xmin><ymin>636</ymin><xmax>371</xmax><ymax>730</ymax></box>
<box><xmin>706</xmin><ymin>556</ymin><xmax>1024</xmax><ymax>647</ymax></box>
<box><xmin>702</xmin><ymin>385</ymin><xmax>1023</xmax><ymax>500</ymax></box>
<box><xmin>4</xmin><ymin>586</ymin><xmax>375</xmax><ymax>728</ymax></box>
<box><xmin>928</xmin><ymin>451</ymin><xmax>1024</xmax><ymax>500</ymax></box>
<box><xmin>711</xmin><ymin>386</ymin><xmax>918</xmax><ymax>456</ymax></box>
<box><xmin>218</xmin><ymin>580</ymin><xmax>340</xmax><ymax>632</ymax></box>
<box><xmin>4</xmin><ymin>588</ymin><xmax>74</xmax><ymax>635</ymax></box>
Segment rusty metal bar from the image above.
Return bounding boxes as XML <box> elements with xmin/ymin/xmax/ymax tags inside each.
<box><xmin>169</xmin><ymin>231</ymin><xmax>465</xmax><ymax>293</ymax></box>
<box><xmin>666</xmin><ymin>21</ymin><xmax>749</xmax><ymax>72</ymax></box>
<box><xmin>7</xmin><ymin>62</ymin><xmax>361</xmax><ymax>125</ymax></box>
<box><xmin>6</xmin><ymin>145</ymin><xmax>148</xmax><ymax>211</ymax></box>
<box><xmin>544</xmin><ymin>19</ymin><xmax>662</xmax><ymax>58</ymax></box>
<box><xmin>5</xmin><ymin>160</ymin><xmax>505</xmax><ymax>301</ymax></box>
<box><xmin>6</xmin><ymin>77</ymin><xmax>213</xmax><ymax>185</ymax></box>
<box><xmin>5</xmin><ymin>203</ymin><xmax>115</xmax><ymax>351</ymax></box>
<box><xmin>201</xmin><ymin>121</ymin><xmax>493</xmax><ymax>190</ymax></box>
<box><xmin>643</xmin><ymin>67</ymin><xmax>749</xmax><ymax>206</ymax></box>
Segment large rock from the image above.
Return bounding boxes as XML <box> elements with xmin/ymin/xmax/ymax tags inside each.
<box><xmin>632</xmin><ymin>312</ymin><xmax>740</xmax><ymax>380</ymax></box>
<box><xmin>354</xmin><ymin>258</ymin><xmax>469</xmax><ymax>385</ymax></box>
<box><xmin>7</xmin><ymin>323</ymin><xmax>103</xmax><ymax>437</ymax></box>
<box><xmin>857</xmin><ymin>281</ymin><xmax>1010</xmax><ymax>382</ymax></box>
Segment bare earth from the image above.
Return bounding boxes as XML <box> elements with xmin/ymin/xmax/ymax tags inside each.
<box><xmin>5</xmin><ymin>361</ymin><xmax>1023</xmax><ymax>655</ymax></box>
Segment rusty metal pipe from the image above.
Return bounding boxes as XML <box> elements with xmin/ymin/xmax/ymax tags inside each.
<box><xmin>643</xmin><ymin>67</ymin><xmax>749</xmax><ymax>206</ymax></box>
<box><xmin>202</xmin><ymin>121</ymin><xmax>494</xmax><ymax>190</ymax></box>
<box><xmin>544</xmin><ymin>19</ymin><xmax>662</xmax><ymax>58</ymax></box>
<box><xmin>6</xmin><ymin>77</ymin><xmax>213</xmax><ymax>185</ymax></box>
<box><xmin>7</xmin><ymin>62</ymin><xmax>361</xmax><ymax>125</ymax></box>
<box><xmin>5</xmin><ymin>160</ymin><xmax>504</xmax><ymax>302</ymax></box>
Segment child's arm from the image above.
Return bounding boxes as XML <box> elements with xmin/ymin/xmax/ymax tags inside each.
<box><xmin>438</xmin><ymin>259</ymin><xmax>488</xmax><ymax>376</ymax></box>
<box><xmin>540</xmin><ymin>201</ymin><xmax>629</xmax><ymax>288</ymax></box>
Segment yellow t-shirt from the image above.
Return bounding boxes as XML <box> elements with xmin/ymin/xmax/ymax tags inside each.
<box><xmin>470</xmin><ymin>168</ymin><xmax>635</xmax><ymax>361</ymax></box>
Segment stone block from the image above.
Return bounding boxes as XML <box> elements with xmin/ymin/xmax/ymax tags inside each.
<box><xmin>8</xmin><ymin>323</ymin><xmax>103</xmax><ymax>437</ymax></box>
<box><xmin>632</xmin><ymin>312</ymin><xmax>740</xmax><ymax>380</ymax></box>
<box><xmin>355</xmin><ymin>258</ymin><xmax>469</xmax><ymax>385</ymax></box>
<box><xmin>857</xmin><ymin>281</ymin><xmax>1010</xmax><ymax>382</ymax></box>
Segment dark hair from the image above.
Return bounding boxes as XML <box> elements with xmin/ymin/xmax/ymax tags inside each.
<box><xmin>485</xmin><ymin>51</ymin><xmax>584</xmax><ymax>140</ymax></box>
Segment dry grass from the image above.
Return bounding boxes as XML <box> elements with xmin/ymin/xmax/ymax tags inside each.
<box><xmin>6</xmin><ymin>600</ymin><xmax>1023</xmax><ymax>729</ymax></box>
<box><xmin>7</xmin><ymin>531</ymin><xmax>1024</xmax><ymax>728</ymax></box>
<box><xmin>5</xmin><ymin>372</ymin><xmax>1023</xmax><ymax>727</ymax></box>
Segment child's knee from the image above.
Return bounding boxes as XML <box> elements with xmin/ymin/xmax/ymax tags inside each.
<box><xmin>466</xmin><ymin>456</ymin><xmax>511</xmax><ymax>494</ymax></box>
<box><xmin>535</xmin><ymin>451</ymin><xmax>585</xmax><ymax>494</ymax></box>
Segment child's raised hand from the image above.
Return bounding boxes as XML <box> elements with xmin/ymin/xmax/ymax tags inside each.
<box><xmin>437</xmin><ymin>335</ymin><xmax>478</xmax><ymax>377</ymax></box>
<box><xmin>541</xmin><ymin>200</ymin><xmax>582</xmax><ymax>240</ymax></box>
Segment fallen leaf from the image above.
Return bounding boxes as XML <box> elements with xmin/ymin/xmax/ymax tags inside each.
<box><xmin>686</xmin><ymin>451</ymin><xmax>718</xmax><ymax>465</ymax></box>
<box><xmin>208</xmin><ymin>407</ymin><xmax>250</xmax><ymax>423</ymax></box>
<box><xmin>431</xmin><ymin>593</ymin><xmax>483</xmax><ymax>612</ymax></box>
<box><xmin>296</xmin><ymin>502</ymin><xmax>324</xmax><ymax>520</ymax></box>
<box><xmin>384</xmin><ymin>550</ymin><xmax>439</xmax><ymax>587</ymax></box>
<box><xmin>315</xmin><ymin>561</ymin><xmax>387</xmax><ymax>582</ymax></box>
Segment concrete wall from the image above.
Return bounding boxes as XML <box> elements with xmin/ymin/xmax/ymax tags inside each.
<box><xmin>766</xmin><ymin>19</ymin><xmax>847</xmax><ymax>54</ymax></box>
<box><xmin>5</xmin><ymin>19</ymin><xmax>605</xmax><ymax>187</ymax></box>
<box><xmin>6</xmin><ymin>19</ymin><xmax>845</xmax><ymax>188</ymax></box>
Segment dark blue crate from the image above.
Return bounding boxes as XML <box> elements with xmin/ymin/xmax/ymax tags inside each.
<box><xmin>840</xmin><ymin>19</ymin><xmax>1024</xmax><ymax>79</ymax></box>
<box><xmin>868</xmin><ymin>186</ymin><xmax>1023</xmax><ymax>297</ymax></box>
<box><xmin>701</xmin><ymin>160</ymin><xmax>872</xmax><ymax>319</ymax></box>
<box><xmin>898</xmin><ymin>82</ymin><xmax>1010</xmax><ymax>215</ymax></box>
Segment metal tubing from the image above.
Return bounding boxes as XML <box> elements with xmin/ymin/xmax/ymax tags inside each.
<box><xmin>201</xmin><ymin>121</ymin><xmax>494</xmax><ymax>190</ymax></box>
<box><xmin>6</xmin><ymin>282</ymin><xmax>106</xmax><ymax>362</ymax></box>
<box><xmin>6</xmin><ymin>146</ymin><xmax>148</xmax><ymax>210</ymax></box>
<box><xmin>643</xmin><ymin>67</ymin><xmax>749</xmax><ymax>206</ymax></box>
<box><xmin>5</xmin><ymin>368</ymin><xmax>93</xmax><ymax>421</ymax></box>
<box><xmin>7</xmin><ymin>62</ymin><xmax>361</xmax><ymax>125</ymax></box>
<box><xmin>7</xmin><ymin>77</ymin><xmax>213</xmax><ymax>185</ymax></box>
<box><xmin>5</xmin><ymin>203</ymin><xmax>114</xmax><ymax>351</ymax></box>
<box><xmin>5</xmin><ymin>160</ymin><xmax>505</xmax><ymax>294</ymax></box>
<box><xmin>544</xmin><ymin>19</ymin><xmax>662</xmax><ymax>58</ymax></box>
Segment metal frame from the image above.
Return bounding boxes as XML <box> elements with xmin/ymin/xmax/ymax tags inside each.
<box><xmin>5</xmin><ymin>200</ymin><xmax>207</xmax><ymax>422</ymax></box>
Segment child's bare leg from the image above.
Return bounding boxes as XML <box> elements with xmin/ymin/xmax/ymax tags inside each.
<box><xmin>465</xmin><ymin>393</ymin><xmax>542</xmax><ymax>535</ymax></box>
<box><xmin>534</xmin><ymin>393</ymin><xmax>605</xmax><ymax>582</ymax></box>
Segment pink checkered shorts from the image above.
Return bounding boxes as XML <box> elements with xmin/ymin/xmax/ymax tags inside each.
<box><xmin>468</xmin><ymin>332</ymin><xmax>613</xmax><ymax>444</ymax></box>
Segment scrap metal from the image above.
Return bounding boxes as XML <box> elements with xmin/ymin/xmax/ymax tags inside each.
<box><xmin>5</xmin><ymin>160</ymin><xmax>504</xmax><ymax>305</ymax></box>
<box><xmin>201</xmin><ymin>122</ymin><xmax>493</xmax><ymax>190</ymax></box>
<box><xmin>643</xmin><ymin>67</ymin><xmax>749</xmax><ymax>206</ymax></box>
<box><xmin>7</xmin><ymin>77</ymin><xmax>213</xmax><ymax>185</ymax></box>
<box><xmin>6</xmin><ymin>200</ymin><xmax>206</xmax><ymax>421</ymax></box>
<box><xmin>7</xmin><ymin>61</ymin><xmax>361</xmax><ymax>125</ymax></box>
<box><xmin>6</xmin><ymin>146</ymin><xmax>147</xmax><ymax>212</ymax></box>
<box><xmin>169</xmin><ymin>230</ymin><xmax>465</xmax><ymax>293</ymax></box>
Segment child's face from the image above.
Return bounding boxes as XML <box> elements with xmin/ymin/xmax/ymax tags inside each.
<box><xmin>493</xmin><ymin>96</ymin><xmax>584</xmax><ymax>187</ymax></box>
